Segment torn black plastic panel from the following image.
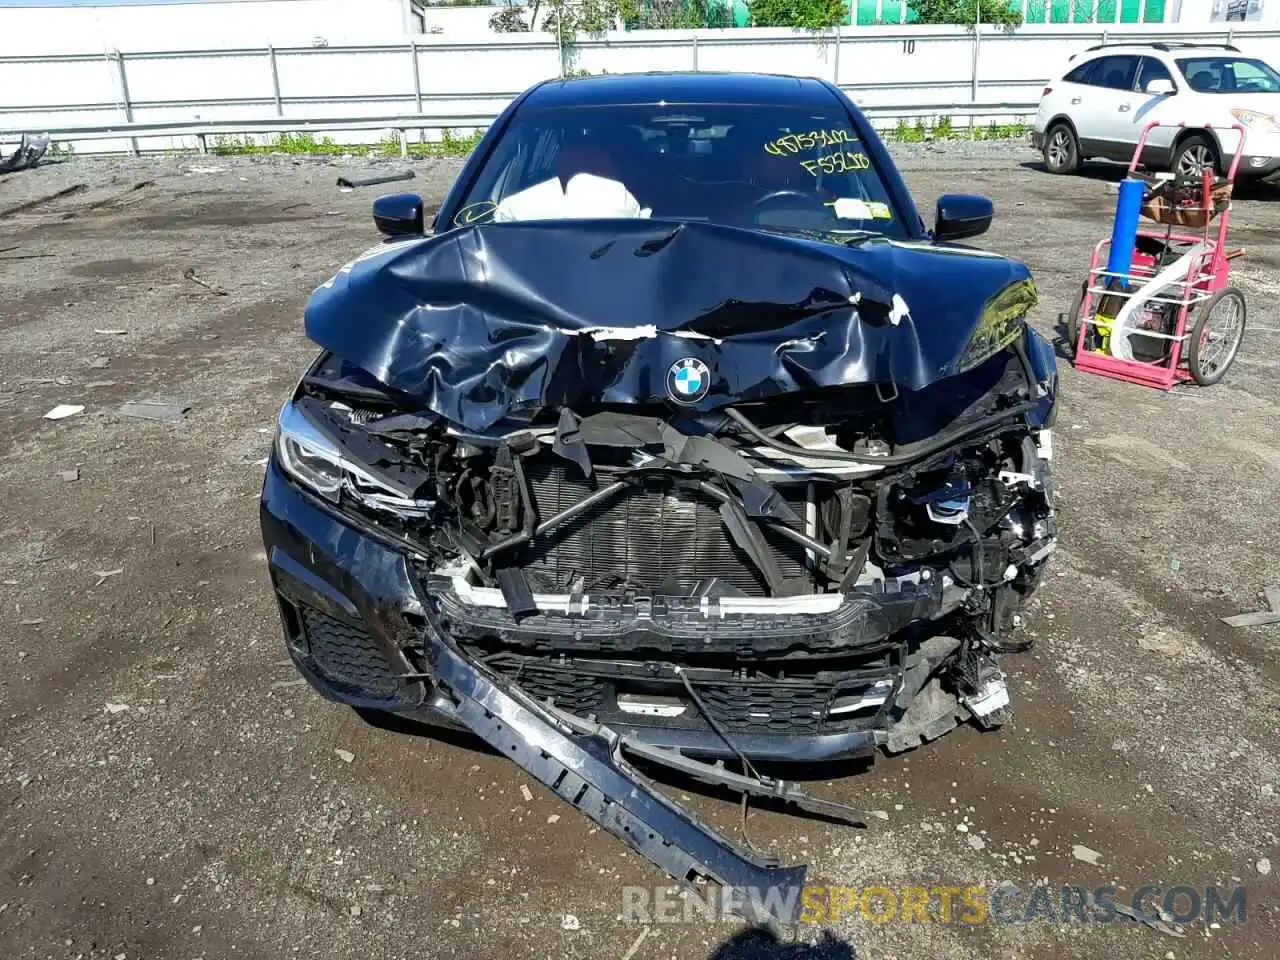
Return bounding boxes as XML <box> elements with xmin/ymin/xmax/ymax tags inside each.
<box><xmin>304</xmin><ymin>219</ymin><xmax>1042</xmax><ymax>431</ymax></box>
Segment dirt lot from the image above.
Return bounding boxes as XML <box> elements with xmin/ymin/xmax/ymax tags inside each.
<box><xmin>1</xmin><ymin>143</ymin><xmax>1277</xmax><ymax>960</ymax></box>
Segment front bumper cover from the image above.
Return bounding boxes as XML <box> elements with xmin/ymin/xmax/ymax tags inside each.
<box><xmin>262</xmin><ymin>460</ymin><xmax>904</xmax><ymax>924</ymax></box>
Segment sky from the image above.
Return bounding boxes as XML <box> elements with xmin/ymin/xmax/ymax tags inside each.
<box><xmin>0</xmin><ymin>1</ymin><xmax>247</xmax><ymax>6</ymax></box>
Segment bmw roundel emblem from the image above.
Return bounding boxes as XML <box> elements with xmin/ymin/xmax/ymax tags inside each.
<box><xmin>666</xmin><ymin>357</ymin><xmax>711</xmax><ymax>404</ymax></box>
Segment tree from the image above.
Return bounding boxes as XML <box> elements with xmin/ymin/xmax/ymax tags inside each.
<box><xmin>489</xmin><ymin>2</ymin><xmax>532</xmax><ymax>31</ymax></box>
<box><xmin>747</xmin><ymin>0</ymin><xmax>847</xmax><ymax>29</ymax></box>
<box><xmin>910</xmin><ymin>0</ymin><xmax>1023</xmax><ymax>25</ymax></box>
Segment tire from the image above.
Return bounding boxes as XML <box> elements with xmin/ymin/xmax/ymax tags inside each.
<box><xmin>1066</xmin><ymin>282</ymin><xmax>1085</xmax><ymax>356</ymax></box>
<box><xmin>1187</xmin><ymin>287</ymin><xmax>1246</xmax><ymax>386</ymax></box>
<box><xmin>1171</xmin><ymin>133</ymin><xmax>1220</xmax><ymax>180</ymax></box>
<box><xmin>1043</xmin><ymin>122</ymin><xmax>1080</xmax><ymax>175</ymax></box>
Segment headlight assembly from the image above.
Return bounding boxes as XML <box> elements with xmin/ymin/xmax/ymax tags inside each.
<box><xmin>957</xmin><ymin>278</ymin><xmax>1038</xmax><ymax>373</ymax></box>
<box><xmin>275</xmin><ymin>400</ymin><xmax>344</xmax><ymax>501</ymax></box>
<box><xmin>1230</xmin><ymin>109</ymin><xmax>1280</xmax><ymax>135</ymax></box>
<box><xmin>274</xmin><ymin>400</ymin><xmax>435</xmax><ymax>517</ymax></box>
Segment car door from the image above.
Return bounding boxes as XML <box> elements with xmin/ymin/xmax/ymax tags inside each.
<box><xmin>1089</xmin><ymin>55</ymin><xmax>1143</xmax><ymax>158</ymax></box>
<box><xmin>1120</xmin><ymin>56</ymin><xmax>1181</xmax><ymax>162</ymax></box>
<box><xmin>1051</xmin><ymin>56</ymin><xmax>1108</xmax><ymax>150</ymax></box>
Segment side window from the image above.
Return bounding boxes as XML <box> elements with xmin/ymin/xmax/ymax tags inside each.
<box><xmin>1232</xmin><ymin>60</ymin><xmax>1269</xmax><ymax>91</ymax></box>
<box><xmin>1064</xmin><ymin>58</ymin><xmax>1102</xmax><ymax>85</ymax></box>
<box><xmin>1097</xmin><ymin>55</ymin><xmax>1140</xmax><ymax>91</ymax></box>
<box><xmin>1136</xmin><ymin>57</ymin><xmax>1175</xmax><ymax>92</ymax></box>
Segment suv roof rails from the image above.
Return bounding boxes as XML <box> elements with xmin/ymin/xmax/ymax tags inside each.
<box><xmin>1077</xmin><ymin>40</ymin><xmax>1241</xmax><ymax>55</ymax></box>
<box><xmin>1150</xmin><ymin>41</ymin><xmax>1241</xmax><ymax>52</ymax></box>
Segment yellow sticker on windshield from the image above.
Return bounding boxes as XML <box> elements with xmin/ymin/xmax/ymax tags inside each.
<box><xmin>867</xmin><ymin>201</ymin><xmax>892</xmax><ymax>220</ymax></box>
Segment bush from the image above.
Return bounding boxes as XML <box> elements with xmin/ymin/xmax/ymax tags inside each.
<box><xmin>747</xmin><ymin>0</ymin><xmax>847</xmax><ymax>28</ymax></box>
<box><xmin>911</xmin><ymin>0</ymin><xmax>1023</xmax><ymax>25</ymax></box>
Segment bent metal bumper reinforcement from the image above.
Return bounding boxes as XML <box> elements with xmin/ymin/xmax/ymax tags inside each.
<box><xmin>421</xmin><ymin>637</ymin><xmax>882</xmax><ymax>925</ymax></box>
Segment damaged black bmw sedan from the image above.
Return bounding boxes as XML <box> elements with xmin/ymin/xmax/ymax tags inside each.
<box><xmin>261</xmin><ymin>72</ymin><xmax>1058</xmax><ymax>917</ymax></box>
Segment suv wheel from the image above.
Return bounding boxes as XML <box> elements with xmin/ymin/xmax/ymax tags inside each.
<box><xmin>1043</xmin><ymin>123</ymin><xmax>1080</xmax><ymax>175</ymax></box>
<box><xmin>1172</xmin><ymin>134</ymin><xmax>1219</xmax><ymax>179</ymax></box>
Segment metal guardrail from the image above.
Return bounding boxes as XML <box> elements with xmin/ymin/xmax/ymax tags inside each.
<box><xmin>0</xmin><ymin>113</ymin><xmax>502</xmax><ymax>156</ymax></box>
<box><xmin>0</xmin><ymin>101</ymin><xmax>1039</xmax><ymax>157</ymax></box>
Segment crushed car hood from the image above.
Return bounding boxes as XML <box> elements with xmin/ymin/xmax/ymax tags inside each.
<box><xmin>304</xmin><ymin>219</ymin><xmax>1038</xmax><ymax>430</ymax></box>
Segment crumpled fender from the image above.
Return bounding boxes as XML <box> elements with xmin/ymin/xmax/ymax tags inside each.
<box><xmin>304</xmin><ymin>219</ymin><xmax>1040</xmax><ymax>431</ymax></box>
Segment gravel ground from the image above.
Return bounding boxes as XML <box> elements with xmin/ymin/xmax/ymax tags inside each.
<box><xmin>0</xmin><ymin>142</ymin><xmax>1278</xmax><ymax>960</ymax></box>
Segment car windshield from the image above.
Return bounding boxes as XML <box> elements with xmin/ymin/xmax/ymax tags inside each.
<box><xmin>1175</xmin><ymin>56</ymin><xmax>1280</xmax><ymax>93</ymax></box>
<box><xmin>450</xmin><ymin>102</ymin><xmax>910</xmax><ymax>240</ymax></box>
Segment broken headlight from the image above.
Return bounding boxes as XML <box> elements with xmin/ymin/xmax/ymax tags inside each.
<box><xmin>274</xmin><ymin>401</ymin><xmax>435</xmax><ymax>517</ymax></box>
<box><xmin>957</xmin><ymin>278</ymin><xmax>1037</xmax><ymax>374</ymax></box>
<box><xmin>276</xmin><ymin>400</ymin><xmax>344</xmax><ymax>501</ymax></box>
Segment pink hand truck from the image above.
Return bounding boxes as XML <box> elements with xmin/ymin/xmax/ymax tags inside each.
<box><xmin>1068</xmin><ymin>121</ymin><xmax>1248</xmax><ymax>389</ymax></box>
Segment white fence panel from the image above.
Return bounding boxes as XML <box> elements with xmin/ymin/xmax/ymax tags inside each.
<box><xmin>125</xmin><ymin>52</ymin><xmax>275</xmax><ymax>105</ymax></box>
<box><xmin>2</xmin><ymin>24</ymin><xmax>1279</xmax><ymax>154</ymax></box>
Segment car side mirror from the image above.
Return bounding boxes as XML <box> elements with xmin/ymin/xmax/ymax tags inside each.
<box><xmin>933</xmin><ymin>194</ymin><xmax>993</xmax><ymax>243</ymax></box>
<box><xmin>1146</xmin><ymin>78</ymin><xmax>1176</xmax><ymax>96</ymax></box>
<box><xmin>372</xmin><ymin>193</ymin><xmax>425</xmax><ymax>237</ymax></box>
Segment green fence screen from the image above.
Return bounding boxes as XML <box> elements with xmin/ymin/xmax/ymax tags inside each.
<box><xmin>848</xmin><ymin>0</ymin><xmax>1161</xmax><ymax>22</ymax></box>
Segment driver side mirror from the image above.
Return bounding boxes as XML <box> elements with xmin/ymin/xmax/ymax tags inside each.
<box><xmin>372</xmin><ymin>193</ymin><xmax>425</xmax><ymax>238</ymax></box>
<box><xmin>1146</xmin><ymin>78</ymin><xmax>1176</xmax><ymax>96</ymax></box>
<box><xmin>933</xmin><ymin>194</ymin><xmax>994</xmax><ymax>243</ymax></box>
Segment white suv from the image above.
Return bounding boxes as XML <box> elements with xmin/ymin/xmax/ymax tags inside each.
<box><xmin>1032</xmin><ymin>42</ymin><xmax>1280</xmax><ymax>180</ymax></box>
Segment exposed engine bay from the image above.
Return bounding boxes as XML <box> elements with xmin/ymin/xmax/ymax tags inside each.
<box><xmin>282</xmin><ymin>338</ymin><xmax>1055</xmax><ymax>755</ymax></box>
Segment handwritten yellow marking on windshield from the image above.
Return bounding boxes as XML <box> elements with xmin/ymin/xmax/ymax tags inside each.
<box><xmin>763</xmin><ymin>129</ymin><xmax>857</xmax><ymax>156</ymax></box>
<box><xmin>800</xmin><ymin>151</ymin><xmax>871</xmax><ymax>176</ymax></box>
<box><xmin>453</xmin><ymin>200</ymin><xmax>497</xmax><ymax>226</ymax></box>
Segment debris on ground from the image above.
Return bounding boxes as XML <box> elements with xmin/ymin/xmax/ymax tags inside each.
<box><xmin>88</xmin><ymin>357</ymin><xmax>110</xmax><ymax>369</ymax></box>
<box><xmin>119</xmin><ymin>399</ymin><xmax>190</xmax><ymax>423</ymax></box>
<box><xmin>94</xmin><ymin>329</ymin><xmax>128</xmax><ymax>336</ymax></box>
<box><xmin>1071</xmin><ymin>844</ymin><xmax>1103</xmax><ymax>865</ymax></box>
<box><xmin>560</xmin><ymin>914</ymin><xmax>581</xmax><ymax>931</ymax></box>
<box><xmin>186</xmin><ymin>166</ymin><xmax>226</xmax><ymax>175</ymax></box>
<box><xmin>520</xmin><ymin>784</ymin><xmax>534</xmax><ymax>802</ymax></box>
<box><xmin>58</xmin><ymin>468</ymin><xmax>79</xmax><ymax>482</ymax></box>
<box><xmin>182</xmin><ymin>267</ymin><xmax>228</xmax><ymax>297</ymax></box>
<box><xmin>1258</xmin><ymin>857</ymin><xmax>1272</xmax><ymax>876</ymax></box>
<box><xmin>619</xmin><ymin>926</ymin><xmax>650</xmax><ymax>960</ymax></box>
<box><xmin>334</xmin><ymin>748</ymin><xmax>355</xmax><ymax>763</ymax></box>
<box><xmin>104</xmin><ymin>702</ymin><xmax>130</xmax><ymax>714</ymax></box>
<box><xmin>1221</xmin><ymin>585</ymin><xmax>1280</xmax><ymax>628</ymax></box>
<box><xmin>93</xmin><ymin>568</ymin><xmax>123</xmax><ymax>586</ymax></box>
<box><xmin>1111</xmin><ymin>899</ymin><xmax>1187</xmax><ymax>938</ymax></box>
<box><xmin>546</xmin><ymin>814</ymin><xmax>560</xmax><ymax>824</ymax></box>
<box><xmin>43</xmin><ymin>404</ymin><xmax>84</xmax><ymax>421</ymax></box>
<box><xmin>336</xmin><ymin>169</ymin><xmax>415</xmax><ymax>190</ymax></box>
<box><xmin>0</xmin><ymin>134</ymin><xmax>50</xmax><ymax>174</ymax></box>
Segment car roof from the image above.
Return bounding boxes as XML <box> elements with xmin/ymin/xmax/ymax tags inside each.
<box><xmin>520</xmin><ymin>71</ymin><xmax>845</xmax><ymax>110</ymax></box>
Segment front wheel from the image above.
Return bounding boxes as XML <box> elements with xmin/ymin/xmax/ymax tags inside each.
<box><xmin>1172</xmin><ymin>134</ymin><xmax>1220</xmax><ymax>180</ymax></box>
<box><xmin>1187</xmin><ymin>287</ymin><xmax>1246</xmax><ymax>386</ymax></box>
<box><xmin>1043</xmin><ymin>123</ymin><xmax>1080</xmax><ymax>175</ymax></box>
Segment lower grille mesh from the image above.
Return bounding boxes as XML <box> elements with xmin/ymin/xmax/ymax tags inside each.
<box><xmin>517</xmin><ymin>461</ymin><xmax>811</xmax><ymax>596</ymax></box>
<box><xmin>479</xmin><ymin>650</ymin><xmax>893</xmax><ymax>734</ymax></box>
<box><xmin>297</xmin><ymin>605</ymin><xmax>402</xmax><ymax>699</ymax></box>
